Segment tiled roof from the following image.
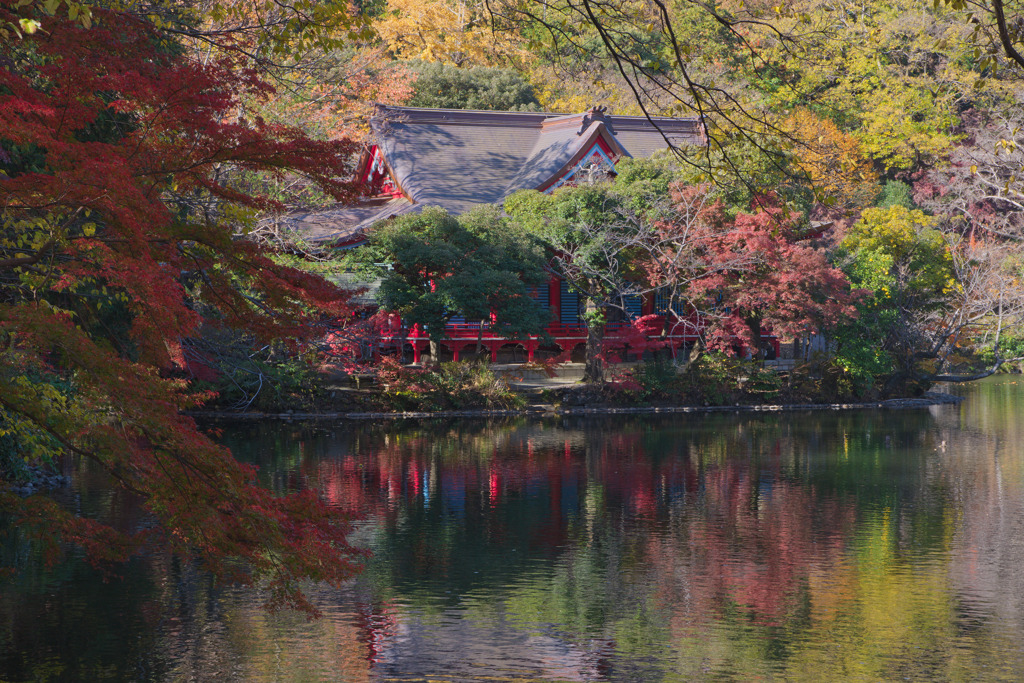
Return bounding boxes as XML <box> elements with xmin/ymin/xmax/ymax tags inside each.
<box><xmin>292</xmin><ymin>105</ymin><xmax>704</xmax><ymax>243</ymax></box>
<box><xmin>285</xmin><ymin>196</ymin><xmax>413</xmax><ymax>245</ymax></box>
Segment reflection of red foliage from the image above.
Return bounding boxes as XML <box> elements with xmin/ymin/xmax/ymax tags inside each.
<box><xmin>689</xmin><ymin>464</ymin><xmax>856</xmax><ymax>625</ymax></box>
<box><xmin>355</xmin><ymin>600</ymin><xmax>400</xmax><ymax>666</ymax></box>
<box><xmin>304</xmin><ymin>426</ymin><xmax>857</xmax><ymax>628</ymax></box>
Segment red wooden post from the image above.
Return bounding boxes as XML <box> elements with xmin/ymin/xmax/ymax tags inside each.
<box><xmin>549</xmin><ymin>275</ymin><xmax>561</xmax><ymax>324</ymax></box>
<box><xmin>526</xmin><ymin>339</ymin><xmax>538</xmax><ymax>363</ymax></box>
<box><xmin>448</xmin><ymin>341</ymin><xmax>472</xmax><ymax>362</ymax></box>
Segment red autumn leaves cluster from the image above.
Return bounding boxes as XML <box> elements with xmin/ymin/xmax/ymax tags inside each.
<box><xmin>641</xmin><ymin>187</ymin><xmax>860</xmax><ymax>355</ymax></box>
<box><xmin>1</xmin><ymin>2</ymin><xmax>365</xmax><ymax>612</ymax></box>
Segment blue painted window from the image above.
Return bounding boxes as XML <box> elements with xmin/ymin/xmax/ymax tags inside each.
<box><xmin>654</xmin><ymin>292</ymin><xmax>686</xmax><ymax>316</ymax></box>
<box><xmin>560</xmin><ymin>280</ymin><xmax>580</xmax><ymax>326</ymax></box>
<box><xmin>622</xmin><ymin>294</ymin><xmax>643</xmax><ymax>320</ymax></box>
<box><xmin>528</xmin><ymin>282</ymin><xmax>550</xmax><ymax>311</ymax></box>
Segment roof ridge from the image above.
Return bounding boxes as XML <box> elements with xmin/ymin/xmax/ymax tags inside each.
<box><xmin>372</xmin><ymin>105</ymin><xmax>552</xmax><ymax>128</ymax></box>
<box><xmin>371</xmin><ymin>104</ymin><xmax>701</xmax><ymax>130</ymax></box>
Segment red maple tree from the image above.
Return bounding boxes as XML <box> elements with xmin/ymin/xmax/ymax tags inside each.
<box><xmin>643</xmin><ymin>187</ymin><xmax>860</xmax><ymax>357</ymax></box>
<box><xmin>1</xmin><ymin>2</ymin><xmax>367</xmax><ymax>612</ymax></box>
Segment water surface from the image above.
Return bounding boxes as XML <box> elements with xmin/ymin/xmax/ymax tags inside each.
<box><xmin>3</xmin><ymin>378</ymin><xmax>1024</xmax><ymax>681</ymax></box>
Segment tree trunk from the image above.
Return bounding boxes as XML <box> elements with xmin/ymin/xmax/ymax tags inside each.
<box><xmin>583</xmin><ymin>297</ymin><xmax>605</xmax><ymax>383</ymax></box>
<box><xmin>684</xmin><ymin>339</ymin><xmax>704</xmax><ymax>370</ymax></box>
<box><xmin>746</xmin><ymin>316</ymin><xmax>764</xmax><ymax>361</ymax></box>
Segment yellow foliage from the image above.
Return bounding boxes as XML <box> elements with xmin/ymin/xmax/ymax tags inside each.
<box><xmin>529</xmin><ymin>65</ymin><xmax>644</xmax><ymax>115</ymax></box>
<box><xmin>846</xmin><ymin>205</ymin><xmax>959</xmax><ymax>297</ymax></box>
<box><xmin>784</xmin><ymin>109</ymin><xmax>878</xmax><ymax>212</ymax></box>
<box><xmin>855</xmin><ymin>84</ymin><xmax>958</xmax><ymax>172</ymax></box>
<box><xmin>761</xmin><ymin>0</ymin><xmax>968</xmax><ymax>172</ymax></box>
<box><xmin>845</xmin><ymin>205</ymin><xmax>939</xmax><ymax>254</ymax></box>
<box><xmin>374</xmin><ymin>0</ymin><xmax>527</xmax><ymax>66</ymax></box>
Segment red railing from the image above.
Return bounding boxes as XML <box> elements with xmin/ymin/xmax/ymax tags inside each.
<box><xmin>363</xmin><ymin>312</ymin><xmax>778</xmax><ymax>365</ymax></box>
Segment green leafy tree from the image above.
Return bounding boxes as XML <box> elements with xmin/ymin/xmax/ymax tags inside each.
<box><xmin>610</xmin><ymin>155</ymin><xmax>684</xmax><ymax>219</ymax></box>
<box><xmin>505</xmin><ymin>185</ymin><xmax>648</xmax><ymax>382</ymax></box>
<box><xmin>351</xmin><ymin>206</ymin><xmax>549</xmax><ymax>361</ymax></box>
<box><xmin>834</xmin><ymin>206</ymin><xmax>956</xmax><ymax>393</ymax></box>
<box><xmin>406</xmin><ymin>61</ymin><xmax>541</xmax><ymax>111</ymax></box>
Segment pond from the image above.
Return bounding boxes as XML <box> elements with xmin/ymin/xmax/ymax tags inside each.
<box><xmin>2</xmin><ymin>378</ymin><xmax>1024</xmax><ymax>681</ymax></box>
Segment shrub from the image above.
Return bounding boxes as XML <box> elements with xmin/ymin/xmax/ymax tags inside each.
<box><xmin>876</xmin><ymin>180</ymin><xmax>916</xmax><ymax>209</ymax></box>
<box><xmin>978</xmin><ymin>335</ymin><xmax>1024</xmax><ymax>373</ymax></box>
<box><xmin>630</xmin><ymin>357</ymin><xmax>685</xmax><ymax>399</ymax></box>
<box><xmin>744</xmin><ymin>366</ymin><xmax>783</xmax><ymax>401</ymax></box>
<box><xmin>195</xmin><ymin>342</ymin><xmax>326</xmax><ymax>412</ymax></box>
<box><xmin>377</xmin><ymin>359</ymin><xmax>525</xmax><ymax>411</ymax></box>
<box><xmin>787</xmin><ymin>357</ymin><xmax>862</xmax><ymax>402</ymax></box>
<box><xmin>683</xmin><ymin>352</ymin><xmax>745</xmax><ymax>404</ymax></box>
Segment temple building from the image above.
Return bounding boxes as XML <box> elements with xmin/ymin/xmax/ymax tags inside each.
<box><xmin>290</xmin><ymin>105</ymin><xmax>777</xmax><ymax>364</ymax></box>
<box><xmin>288</xmin><ymin>104</ymin><xmax>706</xmax><ymax>246</ymax></box>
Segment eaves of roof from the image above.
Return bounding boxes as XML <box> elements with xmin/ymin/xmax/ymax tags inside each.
<box><xmin>370</xmin><ymin>106</ymin><xmax>552</xmax><ymax>129</ymax></box>
<box><xmin>286</xmin><ymin>196</ymin><xmax>414</xmax><ymax>246</ymax></box>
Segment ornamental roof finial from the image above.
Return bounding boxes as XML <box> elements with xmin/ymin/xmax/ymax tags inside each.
<box><xmin>578</xmin><ymin>105</ymin><xmax>615</xmax><ymax>135</ymax></box>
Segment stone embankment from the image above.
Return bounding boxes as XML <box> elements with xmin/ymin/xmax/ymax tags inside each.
<box><xmin>9</xmin><ymin>467</ymin><xmax>71</xmax><ymax>496</ymax></box>
<box><xmin>194</xmin><ymin>391</ymin><xmax>963</xmax><ymax>421</ymax></box>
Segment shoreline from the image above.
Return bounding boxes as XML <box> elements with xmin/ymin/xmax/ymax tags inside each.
<box><xmin>190</xmin><ymin>391</ymin><xmax>964</xmax><ymax>421</ymax></box>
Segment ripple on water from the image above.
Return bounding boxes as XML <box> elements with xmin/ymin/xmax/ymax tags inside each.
<box><xmin>8</xmin><ymin>380</ymin><xmax>1024</xmax><ymax>682</ymax></box>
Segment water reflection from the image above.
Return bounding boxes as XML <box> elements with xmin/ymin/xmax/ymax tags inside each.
<box><xmin>3</xmin><ymin>379</ymin><xmax>1024</xmax><ymax>680</ymax></box>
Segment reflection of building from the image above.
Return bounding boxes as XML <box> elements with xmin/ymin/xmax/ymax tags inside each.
<box><xmin>306</xmin><ymin>425</ymin><xmax>863</xmax><ymax>675</ymax></box>
<box><xmin>314</xmin><ymin>432</ymin><xmax>692</xmax><ymax>542</ymax></box>
<box><xmin>291</xmin><ymin>105</ymin><xmax>784</xmax><ymax>363</ymax></box>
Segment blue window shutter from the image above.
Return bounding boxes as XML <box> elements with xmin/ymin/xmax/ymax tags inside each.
<box><xmin>623</xmin><ymin>294</ymin><xmax>643</xmax><ymax>320</ymax></box>
<box><xmin>560</xmin><ymin>280</ymin><xmax>580</xmax><ymax>326</ymax></box>
<box><xmin>529</xmin><ymin>282</ymin><xmax>550</xmax><ymax>311</ymax></box>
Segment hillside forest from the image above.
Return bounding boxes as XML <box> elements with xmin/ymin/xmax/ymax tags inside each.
<box><xmin>5</xmin><ymin>0</ymin><xmax>1024</xmax><ymax>610</ymax></box>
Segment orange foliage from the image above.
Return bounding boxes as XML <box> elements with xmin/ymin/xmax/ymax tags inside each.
<box><xmin>785</xmin><ymin>110</ymin><xmax>879</xmax><ymax>213</ymax></box>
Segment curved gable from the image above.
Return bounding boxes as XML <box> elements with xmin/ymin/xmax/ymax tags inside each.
<box><xmin>537</xmin><ymin>123</ymin><xmax>629</xmax><ymax>193</ymax></box>
<box><xmin>358</xmin><ymin>144</ymin><xmax>404</xmax><ymax>198</ymax></box>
